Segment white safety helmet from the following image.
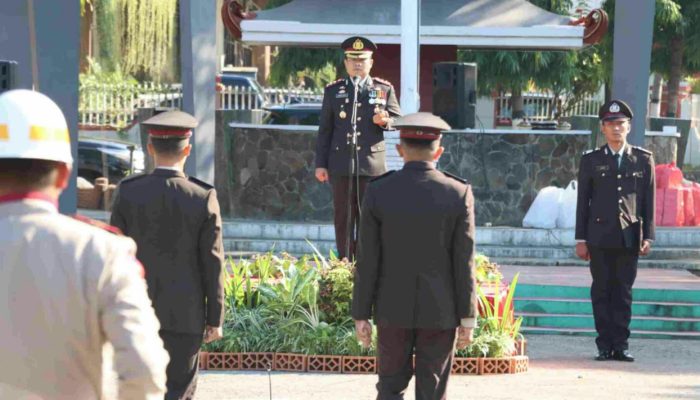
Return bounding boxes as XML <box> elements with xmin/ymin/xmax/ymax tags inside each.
<box><xmin>0</xmin><ymin>89</ymin><xmax>73</xmax><ymax>164</ymax></box>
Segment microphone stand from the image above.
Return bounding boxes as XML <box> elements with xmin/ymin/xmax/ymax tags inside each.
<box><xmin>345</xmin><ymin>76</ymin><xmax>361</xmax><ymax>259</ymax></box>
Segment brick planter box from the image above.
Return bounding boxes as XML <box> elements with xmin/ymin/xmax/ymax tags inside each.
<box><xmin>202</xmin><ymin>352</ymin><xmax>527</xmax><ymax>375</ymax></box>
<box><xmin>274</xmin><ymin>353</ymin><xmax>307</xmax><ymax>372</ymax></box>
<box><xmin>480</xmin><ymin>357</ymin><xmax>512</xmax><ymax>375</ymax></box>
<box><xmin>307</xmin><ymin>355</ymin><xmax>343</xmax><ymax>373</ymax></box>
<box><xmin>342</xmin><ymin>356</ymin><xmax>376</xmax><ymax>374</ymax></box>
<box><xmin>207</xmin><ymin>352</ymin><xmax>241</xmax><ymax>370</ymax></box>
<box><xmin>199</xmin><ymin>351</ymin><xmax>209</xmax><ymax>370</ymax></box>
<box><xmin>510</xmin><ymin>355</ymin><xmax>529</xmax><ymax>374</ymax></box>
<box><xmin>240</xmin><ymin>352</ymin><xmax>275</xmax><ymax>371</ymax></box>
<box><xmin>451</xmin><ymin>357</ymin><xmax>480</xmax><ymax>375</ymax></box>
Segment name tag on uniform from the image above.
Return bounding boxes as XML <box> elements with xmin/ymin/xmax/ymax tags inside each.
<box><xmin>595</xmin><ymin>165</ymin><xmax>610</xmax><ymax>172</ymax></box>
<box><xmin>336</xmin><ymin>93</ymin><xmax>348</xmax><ymax>98</ymax></box>
<box><xmin>631</xmin><ymin>171</ymin><xmax>644</xmax><ymax>178</ymax></box>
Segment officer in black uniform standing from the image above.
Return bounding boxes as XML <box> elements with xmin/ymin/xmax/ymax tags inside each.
<box><xmin>314</xmin><ymin>36</ymin><xmax>401</xmax><ymax>260</ymax></box>
<box><xmin>111</xmin><ymin>110</ymin><xmax>225</xmax><ymax>399</ymax></box>
<box><xmin>352</xmin><ymin>113</ymin><xmax>476</xmax><ymax>400</ymax></box>
<box><xmin>575</xmin><ymin>100</ymin><xmax>656</xmax><ymax>362</ymax></box>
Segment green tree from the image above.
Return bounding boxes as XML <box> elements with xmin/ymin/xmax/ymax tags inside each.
<box><xmin>81</xmin><ymin>0</ymin><xmax>178</xmax><ymax>82</ymax></box>
<box><xmin>459</xmin><ymin>0</ymin><xmax>606</xmax><ymax>119</ymax></box>
<box><xmin>602</xmin><ymin>0</ymin><xmax>700</xmax><ymax>117</ymax></box>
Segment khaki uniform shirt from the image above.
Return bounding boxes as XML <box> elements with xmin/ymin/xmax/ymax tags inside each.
<box><xmin>0</xmin><ymin>198</ymin><xmax>169</xmax><ymax>400</ymax></box>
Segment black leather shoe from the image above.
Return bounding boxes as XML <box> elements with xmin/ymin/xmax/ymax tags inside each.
<box><xmin>595</xmin><ymin>350</ymin><xmax>612</xmax><ymax>361</ymax></box>
<box><xmin>612</xmin><ymin>350</ymin><xmax>635</xmax><ymax>362</ymax></box>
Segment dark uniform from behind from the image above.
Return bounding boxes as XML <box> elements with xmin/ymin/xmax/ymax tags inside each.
<box><xmin>575</xmin><ymin>100</ymin><xmax>656</xmax><ymax>362</ymax></box>
<box><xmin>111</xmin><ymin>111</ymin><xmax>225</xmax><ymax>399</ymax></box>
<box><xmin>315</xmin><ymin>36</ymin><xmax>401</xmax><ymax>260</ymax></box>
<box><xmin>352</xmin><ymin>113</ymin><xmax>476</xmax><ymax>400</ymax></box>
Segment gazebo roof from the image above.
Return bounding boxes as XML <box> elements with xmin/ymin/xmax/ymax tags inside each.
<box><xmin>242</xmin><ymin>0</ymin><xmax>584</xmax><ymax>49</ymax></box>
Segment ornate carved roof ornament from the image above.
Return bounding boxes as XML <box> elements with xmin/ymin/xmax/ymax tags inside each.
<box><xmin>222</xmin><ymin>0</ymin><xmax>258</xmax><ymax>40</ymax></box>
<box><xmin>569</xmin><ymin>9</ymin><xmax>609</xmax><ymax>46</ymax></box>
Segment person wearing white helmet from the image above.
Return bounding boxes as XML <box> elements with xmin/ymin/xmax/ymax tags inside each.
<box><xmin>0</xmin><ymin>89</ymin><xmax>169</xmax><ymax>400</ymax></box>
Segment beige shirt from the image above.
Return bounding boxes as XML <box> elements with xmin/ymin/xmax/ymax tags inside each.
<box><xmin>0</xmin><ymin>199</ymin><xmax>169</xmax><ymax>400</ymax></box>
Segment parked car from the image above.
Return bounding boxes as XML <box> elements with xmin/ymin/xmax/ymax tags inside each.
<box><xmin>216</xmin><ymin>73</ymin><xmax>269</xmax><ymax>108</ymax></box>
<box><xmin>263</xmin><ymin>101</ymin><xmax>322</xmax><ymax>125</ymax></box>
<box><xmin>77</xmin><ymin>138</ymin><xmax>145</xmax><ymax>184</ymax></box>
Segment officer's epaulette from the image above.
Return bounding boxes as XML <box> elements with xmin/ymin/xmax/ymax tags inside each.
<box><xmin>372</xmin><ymin>77</ymin><xmax>394</xmax><ymax>87</ymax></box>
<box><xmin>188</xmin><ymin>176</ymin><xmax>214</xmax><ymax>189</ymax></box>
<box><xmin>369</xmin><ymin>170</ymin><xmax>395</xmax><ymax>182</ymax></box>
<box><xmin>72</xmin><ymin>214</ymin><xmax>124</xmax><ymax>236</ymax></box>
<box><xmin>581</xmin><ymin>148</ymin><xmax>599</xmax><ymax>156</ymax></box>
<box><xmin>325</xmin><ymin>78</ymin><xmax>344</xmax><ymax>88</ymax></box>
<box><xmin>441</xmin><ymin>170</ymin><xmax>467</xmax><ymax>184</ymax></box>
<box><xmin>119</xmin><ymin>172</ymin><xmax>147</xmax><ymax>184</ymax></box>
<box><xmin>632</xmin><ymin>146</ymin><xmax>653</xmax><ymax>155</ymax></box>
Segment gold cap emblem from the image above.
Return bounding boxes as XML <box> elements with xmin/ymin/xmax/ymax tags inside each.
<box><xmin>353</xmin><ymin>38</ymin><xmax>364</xmax><ymax>50</ymax></box>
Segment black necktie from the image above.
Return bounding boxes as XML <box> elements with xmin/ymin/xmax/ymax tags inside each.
<box><xmin>614</xmin><ymin>153</ymin><xmax>621</xmax><ymax>169</ymax></box>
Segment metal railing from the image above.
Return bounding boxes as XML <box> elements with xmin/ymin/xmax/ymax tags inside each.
<box><xmin>495</xmin><ymin>91</ymin><xmax>604</xmax><ymax>122</ymax></box>
<box><xmin>79</xmin><ymin>82</ymin><xmax>182</xmax><ymax>128</ymax></box>
<box><xmin>217</xmin><ymin>86</ymin><xmax>323</xmax><ymax>110</ymax></box>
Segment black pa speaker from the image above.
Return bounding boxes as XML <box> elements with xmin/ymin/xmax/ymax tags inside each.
<box><xmin>432</xmin><ymin>62</ymin><xmax>477</xmax><ymax>129</ymax></box>
<box><xmin>0</xmin><ymin>60</ymin><xmax>18</xmax><ymax>94</ymax></box>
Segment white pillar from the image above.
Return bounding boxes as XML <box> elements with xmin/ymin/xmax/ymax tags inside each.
<box><xmin>400</xmin><ymin>0</ymin><xmax>420</xmax><ymax>114</ymax></box>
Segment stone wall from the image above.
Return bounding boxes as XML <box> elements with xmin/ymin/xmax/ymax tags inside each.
<box><xmin>214</xmin><ymin>117</ymin><xmax>678</xmax><ymax>226</ymax></box>
<box><xmin>644</xmin><ymin>134</ymin><xmax>677</xmax><ymax>165</ymax></box>
<box><xmin>215</xmin><ymin>118</ymin><xmax>332</xmax><ymax>221</ymax></box>
<box><xmin>439</xmin><ymin>132</ymin><xmax>591</xmax><ymax>226</ymax></box>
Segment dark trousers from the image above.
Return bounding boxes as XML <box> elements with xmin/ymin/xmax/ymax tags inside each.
<box><xmin>588</xmin><ymin>246</ymin><xmax>639</xmax><ymax>351</ymax></box>
<box><xmin>376</xmin><ymin>324</ymin><xmax>456</xmax><ymax>400</ymax></box>
<box><xmin>159</xmin><ymin>330</ymin><xmax>203</xmax><ymax>400</ymax></box>
<box><xmin>330</xmin><ymin>175</ymin><xmax>369</xmax><ymax>260</ymax></box>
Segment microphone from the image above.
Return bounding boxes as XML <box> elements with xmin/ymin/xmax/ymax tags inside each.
<box><xmin>352</xmin><ymin>75</ymin><xmax>360</xmax><ymax>86</ymax></box>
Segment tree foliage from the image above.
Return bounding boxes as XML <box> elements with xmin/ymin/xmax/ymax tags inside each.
<box><xmin>458</xmin><ymin>0</ymin><xmax>606</xmax><ymax>118</ymax></box>
<box><xmin>81</xmin><ymin>0</ymin><xmax>178</xmax><ymax>82</ymax></box>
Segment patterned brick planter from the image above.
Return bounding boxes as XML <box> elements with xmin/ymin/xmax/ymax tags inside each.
<box><xmin>307</xmin><ymin>355</ymin><xmax>343</xmax><ymax>373</ymax></box>
<box><xmin>510</xmin><ymin>356</ymin><xmax>529</xmax><ymax>374</ymax></box>
<box><xmin>207</xmin><ymin>352</ymin><xmax>241</xmax><ymax>370</ymax></box>
<box><xmin>274</xmin><ymin>353</ymin><xmax>307</xmax><ymax>372</ymax></box>
<box><xmin>240</xmin><ymin>352</ymin><xmax>275</xmax><ymax>371</ymax></box>
<box><xmin>342</xmin><ymin>356</ymin><xmax>377</xmax><ymax>374</ymax></box>
<box><xmin>480</xmin><ymin>357</ymin><xmax>513</xmax><ymax>375</ymax></box>
<box><xmin>198</xmin><ymin>351</ymin><xmax>209</xmax><ymax>370</ymax></box>
<box><xmin>451</xmin><ymin>357</ymin><xmax>480</xmax><ymax>375</ymax></box>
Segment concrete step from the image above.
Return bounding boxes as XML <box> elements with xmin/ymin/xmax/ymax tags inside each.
<box><xmin>517</xmin><ymin>284</ymin><xmax>700</xmax><ymax>304</ymax></box>
<box><xmin>222</xmin><ymin>220</ymin><xmax>700</xmax><ymax>248</ymax></box>
<box><xmin>520</xmin><ymin>326</ymin><xmax>700</xmax><ymax>340</ymax></box>
<box><xmin>224</xmin><ymin>238</ymin><xmax>335</xmax><ymax>256</ymax></box>
<box><xmin>515</xmin><ymin>297</ymin><xmax>700</xmax><ymax>318</ymax></box>
<box><xmin>489</xmin><ymin>256</ymin><xmax>700</xmax><ymax>270</ymax></box>
<box><xmin>481</xmin><ymin>245</ymin><xmax>700</xmax><ymax>260</ymax></box>
<box><xmin>518</xmin><ymin>312</ymin><xmax>700</xmax><ymax>332</ymax></box>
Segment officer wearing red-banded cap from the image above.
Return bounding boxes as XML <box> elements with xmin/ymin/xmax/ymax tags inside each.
<box><xmin>0</xmin><ymin>89</ymin><xmax>168</xmax><ymax>399</ymax></box>
<box><xmin>575</xmin><ymin>99</ymin><xmax>656</xmax><ymax>362</ymax></box>
<box><xmin>111</xmin><ymin>110</ymin><xmax>225</xmax><ymax>400</ymax></box>
<box><xmin>315</xmin><ymin>35</ymin><xmax>401</xmax><ymax>261</ymax></box>
<box><xmin>352</xmin><ymin>112</ymin><xmax>476</xmax><ymax>400</ymax></box>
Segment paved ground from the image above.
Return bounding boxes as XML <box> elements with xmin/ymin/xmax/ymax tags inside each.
<box><xmin>193</xmin><ymin>335</ymin><xmax>700</xmax><ymax>400</ymax></box>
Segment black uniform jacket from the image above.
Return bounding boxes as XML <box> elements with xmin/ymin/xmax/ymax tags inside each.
<box><xmin>315</xmin><ymin>76</ymin><xmax>401</xmax><ymax>177</ymax></box>
<box><xmin>575</xmin><ymin>144</ymin><xmax>656</xmax><ymax>249</ymax></box>
<box><xmin>351</xmin><ymin>161</ymin><xmax>476</xmax><ymax>329</ymax></box>
<box><xmin>110</xmin><ymin>168</ymin><xmax>225</xmax><ymax>334</ymax></box>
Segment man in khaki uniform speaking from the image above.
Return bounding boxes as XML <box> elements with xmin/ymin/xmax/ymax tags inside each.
<box><xmin>111</xmin><ymin>110</ymin><xmax>225</xmax><ymax>400</ymax></box>
<box><xmin>0</xmin><ymin>89</ymin><xmax>168</xmax><ymax>399</ymax></box>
